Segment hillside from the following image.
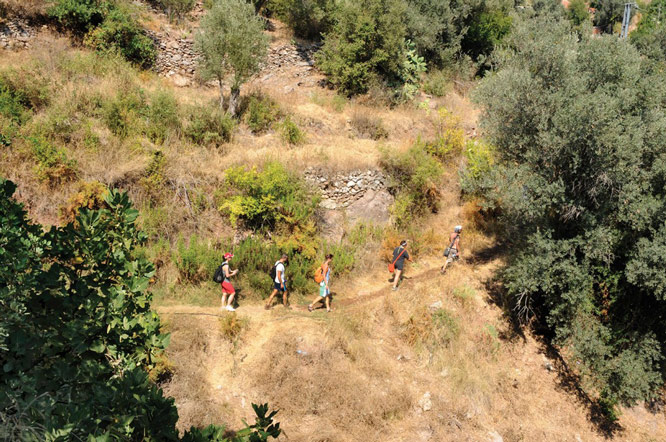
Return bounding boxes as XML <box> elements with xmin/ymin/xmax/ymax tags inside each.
<box><xmin>2</xmin><ymin>1</ymin><xmax>666</xmax><ymax>441</ymax></box>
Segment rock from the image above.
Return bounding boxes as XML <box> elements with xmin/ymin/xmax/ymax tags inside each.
<box><xmin>397</xmin><ymin>354</ymin><xmax>409</xmax><ymax>361</ymax></box>
<box><xmin>171</xmin><ymin>75</ymin><xmax>190</xmax><ymax>87</ymax></box>
<box><xmin>487</xmin><ymin>431</ymin><xmax>503</xmax><ymax>442</ymax></box>
<box><xmin>418</xmin><ymin>392</ymin><xmax>432</xmax><ymax>412</ymax></box>
<box><xmin>346</xmin><ymin>189</ymin><xmax>393</xmax><ymax>224</ymax></box>
<box><xmin>440</xmin><ymin>368</ymin><xmax>449</xmax><ymax>378</ymax></box>
<box><xmin>319</xmin><ymin>209</ymin><xmax>344</xmax><ymax>243</ymax></box>
<box><xmin>544</xmin><ymin>361</ymin><xmax>554</xmax><ymax>371</ymax></box>
<box><xmin>320</xmin><ymin>199</ymin><xmax>337</xmax><ymax>210</ymax></box>
<box><xmin>429</xmin><ymin>300</ymin><xmax>443</xmax><ymax>311</ymax></box>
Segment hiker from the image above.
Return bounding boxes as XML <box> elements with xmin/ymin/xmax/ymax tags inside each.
<box><xmin>220</xmin><ymin>253</ymin><xmax>239</xmax><ymax>312</ymax></box>
<box><xmin>265</xmin><ymin>254</ymin><xmax>289</xmax><ymax>310</ymax></box>
<box><xmin>440</xmin><ymin>225</ymin><xmax>462</xmax><ymax>274</ymax></box>
<box><xmin>308</xmin><ymin>254</ymin><xmax>334</xmax><ymax>313</ymax></box>
<box><xmin>391</xmin><ymin>240</ymin><xmax>412</xmax><ymax>291</ymax></box>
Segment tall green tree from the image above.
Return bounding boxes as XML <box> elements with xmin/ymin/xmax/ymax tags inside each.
<box><xmin>195</xmin><ymin>0</ymin><xmax>268</xmax><ymax>116</ymax></box>
<box><xmin>469</xmin><ymin>17</ymin><xmax>666</xmax><ymax>415</ymax></box>
<box><xmin>592</xmin><ymin>0</ymin><xmax>624</xmax><ymax>33</ymax></box>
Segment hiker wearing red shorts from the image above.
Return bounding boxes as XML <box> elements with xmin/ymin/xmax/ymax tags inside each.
<box><xmin>220</xmin><ymin>253</ymin><xmax>239</xmax><ymax>312</ymax></box>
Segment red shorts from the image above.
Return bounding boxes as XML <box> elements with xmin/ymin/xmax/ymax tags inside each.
<box><xmin>221</xmin><ymin>281</ymin><xmax>235</xmax><ymax>294</ymax></box>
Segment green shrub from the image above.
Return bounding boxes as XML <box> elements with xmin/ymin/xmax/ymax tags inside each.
<box><xmin>422</xmin><ymin>69</ymin><xmax>450</xmax><ymax>97</ymax></box>
<box><xmin>278</xmin><ymin>116</ymin><xmax>305</xmax><ymax>145</ymax></box>
<box><xmin>242</xmin><ymin>93</ymin><xmax>281</xmax><ymax>133</ymax></box>
<box><xmin>185</xmin><ymin>104</ymin><xmax>236</xmax><ymax>145</ymax></box>
<box><xmin>29</xmin><ymin>137</ymin><xmax>78</xmax><ymax>185</ymax></box>
<box><xmin>48</xmin><ymin>0</ymin><xmax>109</xmax><ymax>35</ymax></box>
<box><xmin>173</xmin><ymin>234</ymin><xmax>221</xmax><ymax>283</ymax></box>
<box><xmin>316</xmin><ymin>0</ymin><xmax>407</xmax><ymax>95</ymax></box>
<box><xmin>84</xmin><ymin>7</ymin><xmax>157</xmax><ymax>68</ymax></box>
<box><xmin>461</xmin><ymin>9</ymin><xmax>513</xmax><ymax>63</ymax></box>
<box><xmin>145</xmin><ymin>90</ymin><xmax>181</xmax><ymax>144</ymax></box>
<box><xmin>157</xmin><ymin>0</ymin><xmax>196</xmax><ymax>22</ymax></box>
<box><xmin>218</xmin><ymin>162</ymin><xmax>318</xmax><ymax>230</ymax></box>
<box><xmin>270</xmin><ymin>0</ymin><xmax>336</xmax><ymax>39</ymax></box>
<box><xmin>350</xmin><ymin>112</ymin><xmax>388</xmax><ymax>140</ymax></box>
<box><xmin>140</xmin><ymin>150</ymin><xmax>167</xmax><ymax>200</ymax></box>
<box><xmin>0</xmin><ymin>68</ymin><xmax>50</xmax><ymax>121</ymax></box>
<box><xmin>380</xmin><ymin>143</ymin><xmax>443</xmax><ymax>227</ymax></box>
<box><xmin>102</xmin><ymin>84</ymin><xmax>146</xmax><ymax>137</ymax></box>
<box><xmin>0</xmin><ymin>82</ymin><xmax>30</xmax><ymax>123</ymax></box>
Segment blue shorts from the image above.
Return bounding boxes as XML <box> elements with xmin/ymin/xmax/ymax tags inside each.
<box><xmin>274</xmin><ymin>281</ymin><xmax>287</xmax><ymax>292</ymax></box>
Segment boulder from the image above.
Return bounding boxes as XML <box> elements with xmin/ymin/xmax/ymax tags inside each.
<box><xmin>346</xmin><ymin>189</ymin><xmax>393</xmax><ymax>224</ymax></box>
<box><xmin>319</xmin><ymin>209</ymin><xmax>344</xmax><ymax>243</ymax></box>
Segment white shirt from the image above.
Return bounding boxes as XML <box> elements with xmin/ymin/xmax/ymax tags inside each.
<box><xmin>274</xmin><ymin>261</ymin><xmax>286</xmax><ymax>283</ymax></box>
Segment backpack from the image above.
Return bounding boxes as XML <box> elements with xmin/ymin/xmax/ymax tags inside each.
<box><xmin>269</xmin><ymin>263</ymin><xmax>278</xmax><ymax>281</ymax></box>
<box><xmin>213</xmin><ymin>261</ymin><xmax>227</xmax><ymax>283</ymax></box>
<box><xmin>443</xmin><ymin>234</ymin><xmax>459</xmax><ymax>257</ymax></box>
<box><xmin>388</xmin><ymin>247</ymin><xmax>406</xmax><ymax>273</ymax></box>
<box><xmin>314</xmin><ymin>265</ymin><xmax>324</xmax><ymax>283</ymax></box>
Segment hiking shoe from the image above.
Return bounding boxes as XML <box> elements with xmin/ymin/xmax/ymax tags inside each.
<box><xmin>264</xmin><ymin>304</ymin><xmax>271</xmax><ymax>310</ymax></box>
<box><xmin>392</xmin><ymin>287</ymin><xmax>398</xmax><ymax>291</ymax></box>
<box><xmin>226</xmin><ymin>305</ymin><xmax>236</xmax><ymax>312</ymax></box>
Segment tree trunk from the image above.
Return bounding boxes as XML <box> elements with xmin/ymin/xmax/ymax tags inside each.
<box><xmin>218</xmin><ymin>77</ymin><xmax>225</xmax><ymax>111</ymax></box>
<box><xmin>228</xmin><ymin>85</ymin><xmax>241</xmax><ymax>117</ymax></box>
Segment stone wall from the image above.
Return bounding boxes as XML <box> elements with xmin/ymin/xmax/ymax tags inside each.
<box><xmin>304</xmin><ymin>168</ymin><xmax>389</xmax><ymax>210</ymax></box>
<box><xmin>0</xmin><ymin>19</ymin><xmax>38</xmax><ymax>50</ymax></box>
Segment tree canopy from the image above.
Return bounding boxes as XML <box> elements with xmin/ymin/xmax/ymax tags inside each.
<box><xmin>468</xmin><ymin>17</ymin><xmax>666</xmax><ymax>415</ymax></box>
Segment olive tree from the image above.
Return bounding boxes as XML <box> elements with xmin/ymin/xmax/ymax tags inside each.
<box><xmin>468</xmin><ymin>16</ymin><xmax>666</xmax><ymax>417</ymax></box>
<box><xmin>195</xmin><ymin>0</ymin><xmax>268</xmax><ymax>116</ymax></box>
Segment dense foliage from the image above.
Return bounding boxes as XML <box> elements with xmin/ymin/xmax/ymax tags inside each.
<box><xmin>195</xmin><ymin>0</ymin><xmax>269</xmax><ymax>115</ymax></box>
<box><xmin>269</xmin><ymin>0</ymin><xmax>336</xmax><ymax>39</ymax></box>
<box><xmin>469</xmin><ymin>17</ymin><xmax>666</xmax><ymax>414</ymax></box>
<box><xmin>316</xmin><ymin>0</ymin><xmax>407</xmax><ymax>95</ymax></box>
<box><xmin>630</xmin><ymin>0</ymin><xmax>666</xmax><ymax>64</ymax></box>
<box><xmin>49</xmin><ymin>0</ymin><xmax>156</xmax><ymax>67</ymax></box>
<box><xmin>0</xmin><ymin>179</ymin><xmax>280</xmax><ymax>440</ymax></box>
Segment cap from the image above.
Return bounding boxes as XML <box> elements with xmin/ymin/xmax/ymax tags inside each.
<box><xmin>224</xmin><ymin>253</ymin><xmax>234</xmax><ymax>259</ymax></box>
<box><xmin>454</xmin><ymin>225</ymin><xmax>462</xmax><ymax>233</ymax></box>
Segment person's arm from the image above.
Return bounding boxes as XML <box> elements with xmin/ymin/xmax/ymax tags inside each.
<box><xmin>223</xmin><ymin>265</ymin><xmax>230</xmax><ymax>279</ymax></box>
<box><xmin>278</xmin><ymin>268</ymin><xmax>285</xmax><ymax>286</ymax></box>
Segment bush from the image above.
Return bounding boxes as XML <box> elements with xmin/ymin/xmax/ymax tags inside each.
<box><xmin>102</xmin><ymin>84</ymin><xmax>147</xmax><ymax>137</ymax></box>
<box><xmin>316</xmin><ymin>0</ymin><xmax>407</xmax><ymax>95</ymax></box>
<box><xmin>173</xmin><ymin>234</ymin><xmax>221</xmax><ymax>283</ymax></box>
<box><xmin>185</xmin><ymin>104</ymin><xmax>236</xmax><ymax>145</ymax></box>
<box><xmin>84</xmin><ymin>7</ymin><xmax>157</xmax><ymax>68</ymax></box>
<box><xmin>59</xmin><ymin>180</ymin><xmax>109</xmax><ymax>224</ymax></box>
<box><xmin>242</xmin><ymin>93</ymin><xmax>281</xmax><ymax>133</ymax></box>
<box><xmin>140</xmin><ymin>150</ymin><xmax>167</xmax><ymax>200</ymax></box>
<box><xmin>403</xmin><ymin>306</ymin><xmax>460</xmax><ymax>352</ymax></box>
<box><xmin>277</xmin><ymin>116</ymin><xmax>305</xmax><ymax>145</ymax></box>
<box><xmin>29</xmin><ymin>137</ymin><xmax>78</xmax><ymax>185</ymax></box>
<box><xmin>380</xmin><ymin>143</ymin><xmax>443</xmax><ymax>227</ymax></box>
<box><xmin>218</xmin><ymin>162</ymin><xmax>318</xmax><ymax>231</ymax></box>
<box><xmin>146</xmin><ymin>90</ymin><xmax>181</xmax><ymax>144</ymax></box>
<box><xmin>157</xmin><ymin>0</ymin><xmax>196</xmax><ymax>22</ymax></box>
<box><xmin>270</xmin><ymin>0</ymin><xmax>336</xmax><ymax>39</ymax></box>
<box><xmin>422</xmin><ymin>69</ymin><xmax>451</xmax><ymax>97</ymax></box>
<box><xmin>461</xmin><ymin>8</ymin><xmax>513</xmax><ymax>64</ymax></box>
<box><xmin>350</xmin><ymin>112</ymin><xmax>388</xmax><ymax>140</ymax></box>
<box><xmin>48</xmin><ymin>0</ymin><xmax>109</xmax><ymax>35</ymax></box>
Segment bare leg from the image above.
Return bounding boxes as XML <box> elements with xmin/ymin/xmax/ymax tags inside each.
<box><xmin>282</xmin><ymin>291</ymin><xmax>289</xmax><ymax>307</ymax></box>
<box><xmin>393</xmin><ymin>269</ymin><xmax>402</xmax><ymax>289</ymax></box>
<box><xmin>309</xmin><ymin>295</ymin><xmax>323</xmax><ymax>309</ymax></box>
<box><xmin>325</xmin><ymin>296</ymin><xmax>331</xmax><ymax>312</ymax></box>
<box><xmin>227</xmin><ymin>293</ymin><xmax>235</xmax><ymax>307</ymax></box>
<box><xmin>265</xmin><ymin>289</ymin><xmax>278</xmax><ymax>309</ymax></box>
<box><xmin>221</xmin><ymin>293</ymin><xmax>227</xmax><ymax>309</ymax></box>
<box><xmin>440</xmin><ymin>261</ymin><xmax>449</xmax><ymax>274</ymax></box>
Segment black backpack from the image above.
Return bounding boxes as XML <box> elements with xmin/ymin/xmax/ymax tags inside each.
<box><xmin>213</xmin><ymin>261</ymin><xmax>228</xmax><ymax>283</ymax></box>
<box><xmin>268</xmin><ymin>263</ymin><xmax>278</xmax><ymax>281</ymax></box>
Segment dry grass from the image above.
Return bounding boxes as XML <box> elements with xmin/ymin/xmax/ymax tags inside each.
<box><xmin>1</xmin><ymin>0</ymin><xmax>48</xmax><ymax>18</ymax></box>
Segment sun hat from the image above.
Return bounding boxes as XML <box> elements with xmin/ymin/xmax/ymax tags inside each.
<box><xmin>454</xmin><ymin>225</ymin><xmax>463</xmax><ymax>233</ymax></box>
<box><xmin>224</xmin><ymin>253</ymin><xmax>234</xmax><ymax>259</ymax></box>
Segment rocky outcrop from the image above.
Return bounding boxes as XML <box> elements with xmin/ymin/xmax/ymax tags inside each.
<box><xmin>304</xmin><ymin>168</ymin><xmax>389</xmax><ymax>210</ymax></box>
<box><xmin>0</xmin><ymin>19</ymin><xmax>38</xmax><ymax>50</ymax></box>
